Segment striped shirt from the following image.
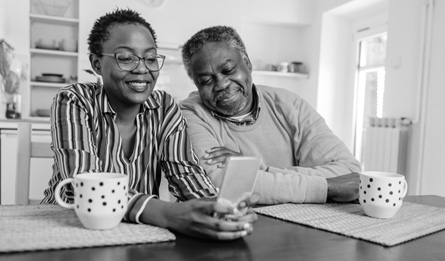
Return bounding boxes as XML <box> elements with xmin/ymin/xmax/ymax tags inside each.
<box><xmin>41</xmin><ymin>82</ymin><xmax>217</xmax><ymax>223</ymax></box>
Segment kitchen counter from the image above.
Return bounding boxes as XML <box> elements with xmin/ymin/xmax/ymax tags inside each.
<box><xmin>0</xmin><ymin>118</ymin><xmax>50</xmax><ymax>130</ymax></box>
<box><xmin>0</xmin><ymin>118</ymin><xmax>51</xmax><ymax>204</ymax></box>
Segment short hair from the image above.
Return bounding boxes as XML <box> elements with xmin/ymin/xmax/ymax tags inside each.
<box><xmin>181</xmin><ymin>26</ymin><xmax>249</xmax><ymax>78</ymax></box>
<box><xmin>88</xmin><ymin>8</ymin><xmax>157</xmax><ymax>56</ymax></box>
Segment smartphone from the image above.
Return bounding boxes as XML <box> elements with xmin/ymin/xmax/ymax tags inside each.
<box><xmin>217</xmin><ymin>156</ymin><xmax>261</xmax><ymax>204</ymax></box>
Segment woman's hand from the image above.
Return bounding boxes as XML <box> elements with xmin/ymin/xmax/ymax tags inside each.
<box><xmin>162</xmin><ymin>198</ymin><xmax>258</xmax><ymax>240</ymax></box>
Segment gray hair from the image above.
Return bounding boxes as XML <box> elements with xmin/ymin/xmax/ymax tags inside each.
<box><xmin>181</xmin><ymin>26</ymin><xmax>249</xmax><ymax>78</ymax></box>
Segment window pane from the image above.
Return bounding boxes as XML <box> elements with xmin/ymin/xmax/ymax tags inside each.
<box><xmin>362</xmin><ymin>69</ymin><xmax>386</xmax><ymax>119</ymax></box>
<box><xmin>359</xmin><ymin>34</ymin><xmax>387</xmax><ymax>67</ymax></box>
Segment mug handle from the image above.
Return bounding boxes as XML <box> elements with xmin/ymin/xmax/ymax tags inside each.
<box><xmin>55</xmin><ymin>178</ymin><xmax>75</xmax><ymax>209</ymax></box>
<box><xmin>401</xmin><ymin>179</ymin><xmax>408</xmax><ymax>198</ymax></box>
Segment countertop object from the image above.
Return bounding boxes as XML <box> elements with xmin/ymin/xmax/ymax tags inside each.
<box><xmin>35</xmin><ymin>75</ymin><xmax>65</xmax><ymax>83</ymax></box>
<box><xmin>36</xmin><ymin>109</ymin><xmax>50</xmax><ymax>117</ymax></box>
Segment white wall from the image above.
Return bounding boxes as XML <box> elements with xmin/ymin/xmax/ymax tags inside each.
<box><xmin>375</xmin><ymin>0</ymin><xmax>445</xmax><ymax>196</ymax></box>
<box><xmin>0</xmin><ymin>1</ymin><xmax>7</xmax><ymax>38</ymax></box>
<box><xmin>317</xmin><ymin>15</ymin><xmax>355</xmax><ymax>150</ymax></box>
<box><xmin>415</xmin><ymin>0</ymin><xmax>445</xmax><ymax>196</ymax></box>
<box><xmin>312</xmin><ymin>0</ymin><xmax>445</xmax><ymax>196</ymax></box>
<box><xmin>77</xmin><ymin>0</ymin><xmax>314</xmax><ymax>101</ymax></box>
<box><xmin>384</xmin><ymin>0</ymin><xmax>422</xmax><ymax>119</ymax></box>
<box><xmin>311</xmin><ymin>0</ymin><xmax>388</xmax><ymax>151</ymax></box>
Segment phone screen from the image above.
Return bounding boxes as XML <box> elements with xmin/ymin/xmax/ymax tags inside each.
<box><xmin>218</xmin><ymin>156</ymin><xmax>261</xmax><ymax>204</ymax></box>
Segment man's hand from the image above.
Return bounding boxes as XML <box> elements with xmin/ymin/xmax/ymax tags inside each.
<box><xmin>326</xmin><ymin>172</ymin><xmax>360</xmax><ymax>202</ymax></box>
<box><xmin>204</xmin><ymin>146</ymin><xmax>242</xmax><ymax>168</ymax></box>
<box><xmin>162</xmin><ymin>197</ymin><xmax>258</xmax><ymax>240</ymax></box>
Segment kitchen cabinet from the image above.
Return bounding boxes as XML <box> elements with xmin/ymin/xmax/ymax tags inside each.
<box><xmin>28</xmin><ymin>0</ymin><xmax>79</xmax><ymax>119</ymax></box>
<box><xmin>0</xmin><ymin>123</ymin><xmax>52</xmax><ymax>205</ymax></box>
<box><xmin>0</xmin><ymin>119</ymin><xmax>173</xmax><ymax>204</ymax></box>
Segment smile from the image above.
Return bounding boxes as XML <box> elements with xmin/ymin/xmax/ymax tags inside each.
<box><xmin>216</xmin><ymin>89</ymin><xmax>241</xmax><ymax>106</ymax></box>
<box><xmin>126</xmin><ymin>81</ymin><xmax>150</xmax><ymax>91</ymax></box>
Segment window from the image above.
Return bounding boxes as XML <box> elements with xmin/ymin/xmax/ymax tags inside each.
<box><xmin>353</xmin><ymin>30</ymin><xmax>387</xmax><ymax>162</ymax></box>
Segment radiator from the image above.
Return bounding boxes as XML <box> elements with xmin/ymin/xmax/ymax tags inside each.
<box><xmin>361</xmin><ymin>117</ymin><xmax>410</xmax><ymax>174</ymax></box>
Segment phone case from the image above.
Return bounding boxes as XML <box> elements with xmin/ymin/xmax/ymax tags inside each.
<box><xmin>218</xmin><ymin>156</ymin><xmax>261</xmax><ymax>204</ymax></box>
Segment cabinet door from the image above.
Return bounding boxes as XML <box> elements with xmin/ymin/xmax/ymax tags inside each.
<box><xmin>0</xmin><ymin>129</ymin><xmax>53</xmax><ymax>204</ymax></box>
<box><xmin>0</xmin><ymin>130</ymin><xmax>18</xmax><ymax>204</ymax></box>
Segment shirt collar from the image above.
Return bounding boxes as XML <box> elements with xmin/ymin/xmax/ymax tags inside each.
<box><xmin>211</xmin><ymin>84</ymin><xmax>261</xmax><ymax>126</ymax></box>
<box><xmin>96</xmin><ymin>84</ymin><xmax>162</xmax><ymax>116</ymax></box>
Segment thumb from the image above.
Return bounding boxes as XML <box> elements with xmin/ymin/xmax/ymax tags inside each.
<box><xmin>238</xmin><ymin>193</ymin><xmax>261</xmax><ymax>209</ymax></box>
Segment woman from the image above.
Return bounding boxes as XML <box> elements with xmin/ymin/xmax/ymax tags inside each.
<box><xmin>41</xmin><ymin>8</ymin><xmax>256</xmax><ymax>240</ymax></box>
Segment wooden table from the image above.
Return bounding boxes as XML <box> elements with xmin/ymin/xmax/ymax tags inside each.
<box><xmin>1</xmin><ymin>195</ymin><xmax>444</xmax><ymax>261</ymax></box>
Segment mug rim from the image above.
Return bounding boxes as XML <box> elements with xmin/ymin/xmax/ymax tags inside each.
<box><xmin>360</xmin><ymin>171</ymin><xmax>404</xmax><ymax>179</ymax></box>
<box><xmin>74</xmin><ymin>172</ymin><xmax>127</xmax><ymax>180</ymax></box>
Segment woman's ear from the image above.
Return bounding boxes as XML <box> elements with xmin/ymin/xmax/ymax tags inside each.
<box><xmin>89</xmin><ymin>53</ymin><xmax>102</xmax><ymax>75</ymax></box>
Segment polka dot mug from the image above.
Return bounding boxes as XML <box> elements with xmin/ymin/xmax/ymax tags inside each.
<box><xmin>359</xmin><ymin>171</ymin><xmax>408</xmax><ymax>219</ymax></box>
<box><xmin>55</xmin><ymin>172</ymin><xmax>129</xmax><ymax>230</ymax></box>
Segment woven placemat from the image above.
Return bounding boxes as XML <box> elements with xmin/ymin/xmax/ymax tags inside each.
<box><xmin>0</xmin><ymin>205</ymin><xmax>175</xmax><ymax>253</ymax></box>
<box><xmin>255</xmin><ymin>202</ymin><xmax>445</xmax><ymax>246</ymax></box>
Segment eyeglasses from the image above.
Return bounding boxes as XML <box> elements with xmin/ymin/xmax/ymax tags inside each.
<box><xmin>101</xmin><ymin>52</ymin><xmax>166</xmax><ymax>72</ymax></box>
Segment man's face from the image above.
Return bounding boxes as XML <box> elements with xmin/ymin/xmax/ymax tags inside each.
<box><xmin>189</xmin><ymin>42</ymin><xmax>254</xmax><ymax>117</ymax></box>
<box><xmin>91</xmin><ymin>23</ymin><xmax>159</xmax><ymax>111</ymax></box>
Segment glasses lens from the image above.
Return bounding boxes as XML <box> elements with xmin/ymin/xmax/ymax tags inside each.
<box><xmin>115</xmin><ymin>53</ymin><xmax>138</xmax><ymax>71</ymax></box>
<box><xmin>144</xmin><ymin>55</ymin><xmax>165</xmax><ymax>72</ymax></box>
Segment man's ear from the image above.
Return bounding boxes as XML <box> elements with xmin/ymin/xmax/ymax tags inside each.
<box><xmin>89</xmin><ymin>53</ymin><xmax>102</xmax><ymax>75</ymax></box>
<box><xmin>243</xmin><ymin>55</ymin><xmax>253</xmax><ymax>72</ymax></box>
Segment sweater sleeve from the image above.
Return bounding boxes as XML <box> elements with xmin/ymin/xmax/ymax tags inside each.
<box><xmin>278</xmin><ymin>96</ymin><xmax>363</xmax><ymax>178</ymax></box>
<box><xmin>254</xmin><ymin>168</ymin><xmax>328</xmax><ymax>204</ymax></box>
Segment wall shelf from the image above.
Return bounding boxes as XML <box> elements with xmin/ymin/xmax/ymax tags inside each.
<box><xmin>30</xmin><ymin>13</ymin><xmax>79</xmax><ymax>24</ymax></box>
<box><xmin>30</xmin><ymin>81</ymin><xmax>68</xmax><ymax>88</ymax></box>
<box><xmin>30</xmin><ymin>48</ymin><xmax>78</xmax><ymax>57</ymax></box>
<box><xmin>253</xmin><ymin>70</ymin><xmax>309</xmax><ymax>79</ymax></box>
<box><xmin>28</xmin><ymin>0</ymin><xmax>79</xmax><ymax>118</ymax></box>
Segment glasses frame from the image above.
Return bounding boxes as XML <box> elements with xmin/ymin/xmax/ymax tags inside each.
<box><xmin>101</xmin><ymin>52</ymin><xmax>166</xmax><ymax>72</ymax></box>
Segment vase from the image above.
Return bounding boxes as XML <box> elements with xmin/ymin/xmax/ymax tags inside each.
<box><xmin>5</xmin><ymin>93</ymin><xmax>21</xmax><ymax>119</ymax></box>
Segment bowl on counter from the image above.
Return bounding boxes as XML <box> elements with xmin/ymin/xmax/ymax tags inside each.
<box><xmin>36</xmin><ymin>109</ymin><xmax>51</xmax><ymax>117</ymax></box>
<box><xmin>35</xmin><ymin>73</ymin><xmax>65</xmax><ymax>83</ymax></box>
<box><xmin>60</xmin><ymin>39</ymin><xmax>77</xmax><ymax>52</ymax></box>
<box><xmin>35</xmin><ymin>38</ymin><xmax>58</xmax><ymax>50</ymax></box>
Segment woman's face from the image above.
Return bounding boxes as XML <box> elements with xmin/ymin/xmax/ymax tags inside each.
<box><xmin>93</xmin><ymin>23</ymin><xmax>159</xmax><ymax>111</ymax></box>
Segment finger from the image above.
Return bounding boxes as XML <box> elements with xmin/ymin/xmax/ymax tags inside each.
<box><xmin>204</xmin><ymin>148</ymin><xmax>230</xmax><ymax>159</ymax></box>
<box><xmin>205</xmin><ymin>148</ymin><xmax>238</xmax><ymax>158</ymax></box>
<box><xmin>204</xmin><ymin>149</ymin><xmax>235</xmax><ymax>159</ymax></box>
<box><xmin>205</xmin><ymin>154</ymin><xmax>230</xmax><ymax>165</ymax></box>
<box><xmin>227</xmin><ymin>210</ymin><xmax>258</xmax><ymax>223</ymax></box>
<box><xmin>191</xmin><ymin>198</ymin><xmax>229</xmax><ymax>217</ymax></box>
<box><xmin>205</xmin><ymin>146</ymin><xmax>227</xmax><ymax>153</ymax></box>
<box><xmin>241</xmin><ymin>210</ymin><xmax>258</xmax><ymax>223</ymax></box>
<box><xmin>214</xmin><ymin>198</ymin><xmax>236</xmax><ymax>214</ymax></box>
<box><xmin>185</xmin><ymin>219</ymin><xmax>250</xmax><ymax>240</ymax></box>
<box><xmin>237</xmin><ymin>193</ymin><xmax>261</xmax><ymax>209</ymax></box>
<box><xmin>213</xmin><ymin>218</ymin><xmax>254</xmax><ymax>233</ymax></box>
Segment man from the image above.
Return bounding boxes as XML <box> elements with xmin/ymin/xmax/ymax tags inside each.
<box><xmin>41</xmin><ymin>10</ymin><xmax>256</xmax><ymax>240</ymax></box>
<box><xmin>179</xmin><ymin>25</ymin><xmax>362</xmax><ymax>204</ymax></box>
